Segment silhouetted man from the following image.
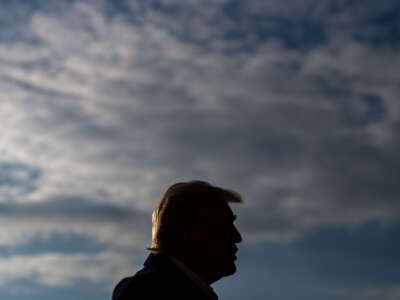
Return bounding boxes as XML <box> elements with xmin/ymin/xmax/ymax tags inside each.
<box><xmin>112</xmin><ymin>180</ymin><xmax>243</xmax><ymax>300</ymax></box>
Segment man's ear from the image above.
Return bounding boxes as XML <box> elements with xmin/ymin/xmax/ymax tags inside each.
<box><xmin>179</xmin><ymin>224</ymin><xmax>189</xmax><ymax>242</ymax></box>
<box><xmin>179</xmin><ymin>223</ymin><xmax>195</xmax><ymax>249</ymax></box>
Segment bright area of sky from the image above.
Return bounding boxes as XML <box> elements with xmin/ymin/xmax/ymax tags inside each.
<box><xmin>0</xmin><ymin>0</ymin><xmax>399</xmax><ymax>299</ymax></box>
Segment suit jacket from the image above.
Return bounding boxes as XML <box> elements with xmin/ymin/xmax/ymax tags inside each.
<box><xmin>112</xmin><ymin>253</ymin><xmax>218</xmax><ymax>300</ymax></box>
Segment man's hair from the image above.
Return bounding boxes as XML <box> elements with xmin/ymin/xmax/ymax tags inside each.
<box><xmin>147</xmin><ymin>180</ymin><xmax>242</xmax><ymax>254</ymax></box>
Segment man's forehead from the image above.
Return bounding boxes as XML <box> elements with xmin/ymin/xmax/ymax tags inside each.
<box><xmin>196</xmin><ymin>199</ymin><xmax>236</xmax><ymax>220</ymax></box>
<box><xmin>221</xmin><ymin>201</ymin><xmax>236</xmax><ymax>219</ymax></box>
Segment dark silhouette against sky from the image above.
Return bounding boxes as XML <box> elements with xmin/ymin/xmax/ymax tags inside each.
<box><xmin>112</xmin><ymin>181</ymin><xmax>242</xmax><ymax>300</ymax></box>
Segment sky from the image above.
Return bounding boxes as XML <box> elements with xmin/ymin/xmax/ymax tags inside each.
<box><xmin>0</xmin><ymin>0</ymin><xmax>399</xmax><ymax>299</ymax></box>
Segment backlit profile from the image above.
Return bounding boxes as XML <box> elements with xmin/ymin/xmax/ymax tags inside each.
<box><xmin>112</xmin><ymin>180</ymin><xmax>243</xmax><ymax>300</ymax></box>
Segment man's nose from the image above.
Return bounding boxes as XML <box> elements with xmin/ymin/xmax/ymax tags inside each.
<box><xmin>233</xmin><ymin>225</ymin><xmax>242</xmax><ymax>243</ymax></box>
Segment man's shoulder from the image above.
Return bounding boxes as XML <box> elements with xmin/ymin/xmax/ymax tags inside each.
<box><xmin>112</xmin><ymin>270</ymin><xmax>168</xmax><ymax>300</ymax></box>
<box><xmin>112</xmin><ymin>254</ymin><xmax>207</xmax><ymax>300</ymax></box>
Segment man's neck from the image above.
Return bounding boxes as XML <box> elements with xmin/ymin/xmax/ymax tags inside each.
<box><xmin>173</xmin><ymin>253</ymin><xmax>220</xmax><ymax>285</ymax></box>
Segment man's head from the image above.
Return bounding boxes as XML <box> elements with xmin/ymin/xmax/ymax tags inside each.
<box><xmin>148</xmin><ymin>180</ymin><xmax>242</xmax><ymax>284</ymax></box>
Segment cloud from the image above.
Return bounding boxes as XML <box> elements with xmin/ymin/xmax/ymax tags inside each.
<box><xmin>0</xmin><ymin>0</ymin><xmax>399</xmax><ymax>254</ymax></box>
<box><xmin>0</xmin><ymin>0</ymin><xmax>398</xmax><ymax>294</ymax></box>
<box><xmin>0</xmin><ymin>251</ymin><xmax>135</xmax><ymax>289</ymax></box>
<box><xmin>0</xmin><ymin>197</ymin><xmax>149</xmax><ymax>247</ymax></box>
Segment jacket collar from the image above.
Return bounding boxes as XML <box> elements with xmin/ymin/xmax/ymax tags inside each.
<box><xmin>143</xmin><ymin>252</ymin><xmax>218</xmax><ymax>300</ymax></box>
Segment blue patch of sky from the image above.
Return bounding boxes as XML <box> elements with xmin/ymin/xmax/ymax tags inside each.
<box><xmin>101</xmin><ymin>0</ymin><xmax>146</xmax><ymax>25</ymax></box>
<box><xmin>214</xmin><ymin>243</ymin><xmax>320</xmax><ymax>300</ymax></box>
<box><xmin>2</xmin><ymin>0</ymin><xmax>396</xmax><ymax>55</ymax></box>
<box><xmin>360</xmin><ymin>94</ymin><xmax>386</xmax><ymax>123</ymax></box>
<box><xmin>0</xmin><ymin>162</ymin><xmax>40</xmax><ymax>193</ymax></box>
<box><xmin>343</xmin><ymin>94</ymin><xmax>386</xmax><ymax>126</ymax></box>
<box><xmin>293</xmin><ymin>221</ymin><xmax>400</xmax><ymax>285</ymax></box>
<box><xmin>349</xmin><ymin>1</ymin><xmax>400</xmax><ymax>49</ymax></box>
<box><xmin>0</xmin><ymin>1</ymin><xmax>32</xmax><ymax>42</ymax></box>
<box><xmin>220</xmin><ymin>0</ymin><xmax>400</xmax><ymax>52</ymax></box>
<box><xmin>0</xmin><ymin>0</ymin><xmax>70</xmax><ymax>42</ymax></box>
<box><xmin>315</xmin><ymin>74</ymin><xmax>351</xmax><ymax>99</ymax></box>
<box><xmin>313</xmin><ymin>74</ymin><xmax>386</xmax><ymax>126</ymax></box>
<box><xmin>98</xmin><ymin>0</ymin><xmax>328</xmax><ymax>52</ymax></box>
<box><xmin>214</xmin><ymin>221</ymin><xmax>400</xmax><ymax>300</ymax></box>
<box><xmin>223</xmin><ymin>0</ymin><xmax>327</xmax><ymax>51</ymax></box>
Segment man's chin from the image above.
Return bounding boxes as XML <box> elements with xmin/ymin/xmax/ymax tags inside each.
<box><xmin>209</xmin><ymin>263</ymin><xmax>237</xmax><ymax>284</ymax></box>
<box><xmin>222</xmin><ymin>261</ymin><xmax>237</xmax><ymax>276</ymax></box>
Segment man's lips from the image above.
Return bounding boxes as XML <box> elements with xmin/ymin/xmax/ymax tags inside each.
<box><xmin>232</xmin><ymin>246</ymin><xmax>238</xmax><ymax>260</ymax></box>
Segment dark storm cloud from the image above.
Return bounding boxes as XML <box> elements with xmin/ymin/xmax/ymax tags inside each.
<box><xmin>0</xmin><ymin>194</ymin><xmax>150</xmax><ymax>248</ymax></box>
<box><xmin>0</xmin><ymin>196</ymin><xmax>136</xmax><ymax>220</ymax></box>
